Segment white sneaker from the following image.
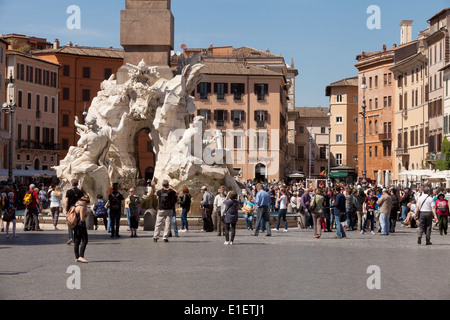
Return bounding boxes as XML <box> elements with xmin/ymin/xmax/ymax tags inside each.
<box><xmin>283</xmin><ymin>229</ymin><xmax>288</xmax><ymax>232</ymax></box>
<box><xmin>360</xmin><ymin>230</ymin><xmax>365</xmax><ymax>234</ymax></box>
<box><xmin>272</xmin><ymin>228</ymin><xmax>279</xmax><ymax>231</ymax></box>
<box><xmin>224</xmin><ymin>241</ymin><xmax>229</xmax><ymax>245</ymax></box>
<box><xmin>229</xmin><ymin>241</ymin><xmax>233</xmax><ymax>245</ymax></box>
<box><xmin>371</xmin><ymin>231</ymin><xmax>375</xmax><ymax>235</ymax></box>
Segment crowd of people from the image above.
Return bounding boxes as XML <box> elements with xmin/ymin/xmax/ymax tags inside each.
<box><xmin>1</xmin><ymin>177</ymin><xmax>448</xmax><ymax>263</ymax></box>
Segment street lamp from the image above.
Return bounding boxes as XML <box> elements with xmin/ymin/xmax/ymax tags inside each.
<box><xmin>360</xmin><ymin>73</ymin><xmax>368</xmax><ymax>189</ymax></box>
<box><xmin>2</xmin><ymin>72</ymin><xmax>16</xmax><ymax>185</ymax></box>
<box><xmin>327</xmin><ymin>111</ymin><xmax>332</xmax><ymax>188</ymax></box>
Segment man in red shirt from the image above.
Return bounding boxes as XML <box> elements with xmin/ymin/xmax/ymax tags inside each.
<box><xmin>23</xmin><ymin>184</ymin><xmax>43</xmax><ymax>231</ymax></box>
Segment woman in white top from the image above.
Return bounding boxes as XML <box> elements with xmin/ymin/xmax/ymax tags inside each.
<box><xmin>273</xmin><ymin>188</ymin><xmax>288</xmax><ymax>232</ymax></box>
<box><xmin>49</xmin><ymin>186</ymin><xmax>62</xmax><ymax>230</ymax></box>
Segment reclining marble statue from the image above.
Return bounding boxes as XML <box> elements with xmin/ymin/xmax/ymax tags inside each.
<box><xmin>55</xmin><ymin>59</ymin><xmax>242</xmax><ymax>214</ymax></box>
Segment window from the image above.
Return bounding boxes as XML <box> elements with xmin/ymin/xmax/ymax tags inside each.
<box><xmin>354</xmin><ymin>132</ymin><xmax>358</xmax><ymax>143</ymax></box>
<box><xmin>231</xmin><ymin>83</ymin><xmax>245</xmax><ymax>101</ymax></box>
<box><xmin>297</xmin><ymin>146</ymin><xmax>305</xmax><ymax>159</ymax></box>
<box><xmin>336</xmin><ymin>94</ymin><xmax>343</xmax><ymax>103</ymax></box>
<box><xmin>254</xmin><ymin>131</ymin><xmax>268</xmax><ymax>150</ymax></box>
<box><xmin>62</xmin><ymin>139</ymin><xmax>69</xmax><ymax>150</ymax></box>
<box><xmin>82</xmin><ymin>89</ymin><xmax>90</xmax><ymax>102</ymax></box>
<box><xmin>336</xmin><ymin>154</ymin><xmax>343</xmax><ymax>165</ymax></box>
<box><xmin>52</xmin><ymin>98</ymin><xmax>56</xmax><ymax>113</ymax></box>
<box><xmin>63</xmin><ymin>65</ymin><xmax>70</xmax><ymax>77</ymax></box>
<box><xmin>233</xmin><ymin>135</ymin><xmax>243</xmax><ymax>149</ymax></box>
<box><xmin>104</xmin><ymin>68</ymin><xmax>112</xmax><ymax>80</ymax></box>
<box><xmin>35</xmin><ymin>68</ymin><xmax>42</xmax><ymax>85</ymax></box>
<box><xmin>255</xmin><ymin>83</ymin><xmax>268</xmax><ymax>101</ymax></box>
<box><xmin>17</xmin><ymin>63</ymin><xmax>25</xmax><ymax>80</ymax></box>
<box><xmin>375</xmin><ymin>75</ymin><xmax>378</xmax><ymax>88</ymax></box>
<box><xmin>255</xmin><ymin>110</ymin><xmax>268</xmax><ymax>128</ymax></box>
<box><xmin>214</xmin><ymin>83</ymin><xmax>228</xmax><ymax>100</ymax></box>
<box><xmin>63</xmin><ymin>88</ymin><xmax>70</xmax><ymax>100</ymax></box>
<box><xmin>319</xmin><ymin>146</ymin><xmax>326</xmax><ymax>159</ymax></box>
<box><xmin>26</xmin><ymin>66</ymin><xmax>34</xmax><ymax>82</ymax></box>
<box><xmin>197</xmin><ymin>109</ymin><xmax>211</xmax><ymax>123</ymax></box>
<box><xmin>231</xmin><ymin>110</ymin><xmax>245</xmax><ymax>127</ymax></box>
<box><xmin>321</xmin><ymin>127</ymin><xmax>326</xmax><ymax>134</ymax></box>
<box><xmin>62</xmin><ymin>114</ymin><xmax>69</xmax><ymax>127</ymax></box>
<box><xmin>388</xmin><ymin>96</ymin><xmax>392</xmax><ymax>107</ymax></box>
<box><xmin>44</xmin><ymin>96</ymin><xmax>48</xmax><ymax>112</ymax></box>
<box><xmin>375</xmin><ymin>98</ymin><xmax>378</xmax><ymax>108</ymax></box>
<box><xmin>83</xmin><ymin>67</ymin><xmax>91</xmax><ymax>79</ymax></box>
<box><xmin>214</xmin><ymin>110</ymin><xmax>228</xmax><ymax>126</ymax></box>
<box><xmin>336</xmin><ymin>134</ymin><xmax>343</xmax><ymax>143</ymax></box>
<box><xmin>197</xmin><ymin>82</ymin><xmax>211</xmax><ymax>99</ymax></box>
<box><xmin>335</xmin><ymin>116</ymin><xmax>343</xmax><ymax>124</ymax></box>
<box><xmin>18</xmin><ymin>91</ymin><xmax>23</xmax><ymax>108</ymax></box>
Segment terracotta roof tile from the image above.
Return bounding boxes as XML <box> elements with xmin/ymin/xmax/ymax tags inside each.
<box><xmin>201</xmin><ymin>61</ymin><xmax>283</xmax><ymax>76</ymax></box>
<box><xmin>32</xmin><ymin>46</ymin><xmax>124</xmax><ymax>59</ymax></box>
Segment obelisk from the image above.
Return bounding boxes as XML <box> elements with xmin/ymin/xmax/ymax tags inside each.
<box><xmin>117</xmin><ymin>0</ymin><xmax>174</xmax><ymax>83</ymax></box>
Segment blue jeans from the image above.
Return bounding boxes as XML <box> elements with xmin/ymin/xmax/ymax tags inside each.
<box><xmin>335</xmin><ymin>213</ymin><xmax>346</xmax><ymax>238</ymax></box>
<box><xmin>346</xmin><ymin>209</ymin><xmax>354</xmax><ymax>230</ymax></box>
<box><xmin>276</xmin><ymin>209</ymin><xmax>288</xmax><ymax>230</ymax></box>
<box><xmin>243</xmin><ymin>214</ymin><xmax>253</xmax><ymax>229</ymax></box>
<box><xmin>400</xmin><ymin>205</ymin><xmax>409</xmax><ymax>221</ymax></box>
<box><xmin>380</xmin><ymin>213</ymin><xmax>390</xmax><ymax>235</ymax></box>
<box><xmin>254</xmin><ymin>206</ymin><xmax>271</xmax><ymax>236</ymax></box>
<box><xmin>362</xmin><ymin>210</ymin><xmax>375</xmax><ymax>232</ymax></box>
<box><xmin>107</xmin><ymin>208</ymin><xmax>111</xmax><ymax>232</ymax></box>
<box><xmin>109</xmin><ymin>210</ymin><xmax>121</xmax><ymax>236</ymax></box>
<box><xmin>126</xmin><ymin>208</ymin><xmax>131</xmax><ymax>228</ymax></box>
<box><xmin>181</xmin><ymin>207</ymin><xmax>189</xmax><ymax>230</ymax></box>
<box><xmin>172</xmin><ymin>210</ymin><xmax>178</xmax><ymax>236</ymax></box>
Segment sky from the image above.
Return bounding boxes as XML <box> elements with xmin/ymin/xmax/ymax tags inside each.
<box><xmin>0</xmin><ymin>0</ymin><xmax>448</xmax><ymax>108</ymax></box>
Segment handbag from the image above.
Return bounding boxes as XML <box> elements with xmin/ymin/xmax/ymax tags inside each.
<box><xmin>416</xmin><ymin>195</ymin><xmax>430</xmax><ymax>220</ymax></box>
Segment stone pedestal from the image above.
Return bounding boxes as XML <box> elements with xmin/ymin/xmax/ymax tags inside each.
<box><xmin>85</xmin><ymin>209</ymin><xmax>94</xmax><ymax>230</ymax></box>
<box><xmin>144</xmin><ymin>209</ymin><xmax>157</xmax><ymax>231</ymax></box>
<box><xmin>119</xmin><ymin>0</ymin><xmax>174</xmax><ymax>84</ymax></box>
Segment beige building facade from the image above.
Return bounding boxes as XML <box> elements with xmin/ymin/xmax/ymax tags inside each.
<box><xmin>326</xmin><ymin>77</ymin><xmax>359</xmax><ymax>171</ymax></box>
<box><xmin>425</xmin><ymin>8</ymin><xmax>450</xmax><ymax>166</ymax></box>
<box><xmin>6</xmin><ymin>50</ymin><xmax>60</xmax><ymax>176</ymax></box>
<box><xmin>184</xmin><ymin>46</ymin><xmax>297</xmax><ymax>182</ymax></box>
<box><xmin>390</xmin><ymin>30</ymin><xmax>430</xmax><ymax>181</ymax></box>
<box><xmin>0</xmin><ymin>38</ymin><xmax>10</xmax><ymax>167</ymax></box>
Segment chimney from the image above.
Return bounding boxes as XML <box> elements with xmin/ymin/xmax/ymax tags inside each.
<box><xmin>382</xmin><ymin>44</ymin><xmax>386</xmax><ymax>51</ymax></box>
<box><xmin>400</xmin><ymin>20</ymin><xmax>413</xmax><ymax>45</ymax></box>
<box><xmin>53</xmin><ymin>38</ymin><xmax>60</xmax><ymax>49</ymax></box>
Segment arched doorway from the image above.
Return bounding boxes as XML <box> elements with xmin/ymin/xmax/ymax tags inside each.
<box><xmin>145</xmin><ymin>167</ymin><xmax>155</xmax><ymax>182</ymax></box>
<box><xmin>135</xmin><ymin>128</ymin><xmax>155</xmax><ymax>182</ymax></box>
<box><xmin>34</xmin><ymin>158</ymin><xmax>40</xmax><ymax>170</ymax></box>
<box><xmin>255</xmin><ymin>163</ymin><xmax>267</xmax><ymax>182</ymax></box>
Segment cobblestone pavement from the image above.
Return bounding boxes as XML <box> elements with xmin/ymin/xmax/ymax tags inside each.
<box><xmin>1</xmin><ymin>221</ymin><xmax>449</xmax><ymax>300</ymax></box>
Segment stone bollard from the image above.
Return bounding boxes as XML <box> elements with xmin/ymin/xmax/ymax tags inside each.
<box><xmin>144</xmin><ymin>209</ymin><xmax>157</xmax><ymax>231</ymax></box>
<box><xmin>86</xmin><ymin>209</ymin><xmax>94</xmax><ymax>230</ymax></box>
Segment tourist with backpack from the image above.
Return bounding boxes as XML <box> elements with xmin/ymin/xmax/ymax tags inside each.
<box><xmin>125</xmin><ymin>188</ymin><xmax>140</xmax><ymax>238</ymax></box>
<box><xmin>153</xmin><ymin>180</ymin><xmax>177</xmax><ymax>243</ymax></box>
<box><xmin>108</xmin><ymin>183</ymin><xmax>124</xmax><ymax>238</ymax></box>
<box><xmin>49</xmin><ymin>186</ymin><xmax>62</xmax><ymax>230</ymax></box>
<box><xmin>23</xmin><ymin>184</ymin><xmax>43</xmax><ymax>232</ymax></box>
<box><xmin>435</xmin><ymin>193</ymin><xmax>448</xmax><ymax>236</ymax></box>
<box><xmin>93</xmin><ymin>194</ymin><xmax>108</xmax><ymax>231</ymax></box>
<box><xmin>73</xmin><ymin>195</ymin><xmax>90</xmax><ymax>263</ymax></box>
<box><xmin>65</xmin><ymin>179</ymin><xmax>85</xmax><ymax>244</ymax></box>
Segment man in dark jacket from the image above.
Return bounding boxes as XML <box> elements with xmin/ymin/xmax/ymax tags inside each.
<box><xmin>331</xmin><ymin>187</ymin><xmax>346</xmax><ymax>239</ymax></box>
<box><xmin>400</xmin><ymin>187</ymin><xmax>411</xmax><ymax>221</ymax></box>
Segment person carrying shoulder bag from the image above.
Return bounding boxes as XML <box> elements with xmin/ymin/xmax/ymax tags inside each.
<box><xmin>310</xmin><ymin>189</ymin><xmax>325</xmax><ymax>238</ymax></box>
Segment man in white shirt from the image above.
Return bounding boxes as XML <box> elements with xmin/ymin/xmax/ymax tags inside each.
<box><xmin>213</xmin><ymin>186</ymin><xmax>227</xmax><ymax>236</ymax></box>
<box><xmin>415</xmin><ymin>187</ymin><xmax>437</xmax><ymax>245</ymax></box>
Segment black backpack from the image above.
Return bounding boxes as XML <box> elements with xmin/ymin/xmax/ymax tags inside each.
<box><xmin>110</xmin><ymin>193</ymin><xmax>121</xmax><ymax>211</ymax></box>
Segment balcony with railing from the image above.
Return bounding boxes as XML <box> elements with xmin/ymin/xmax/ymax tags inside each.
<box><xmin>17</xmin><ymin>140</ymin><xmax>60</xmax><ymax>151</ymax></box>
<box><xmin>379</xmin><ymin>132</ymin><xmax>392</xmax><ymax>141</ymax></box>
<box><xmin>395</xmin><ymin>146</ymin><xmax>409</xmax><ymax>156</ymax></box>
